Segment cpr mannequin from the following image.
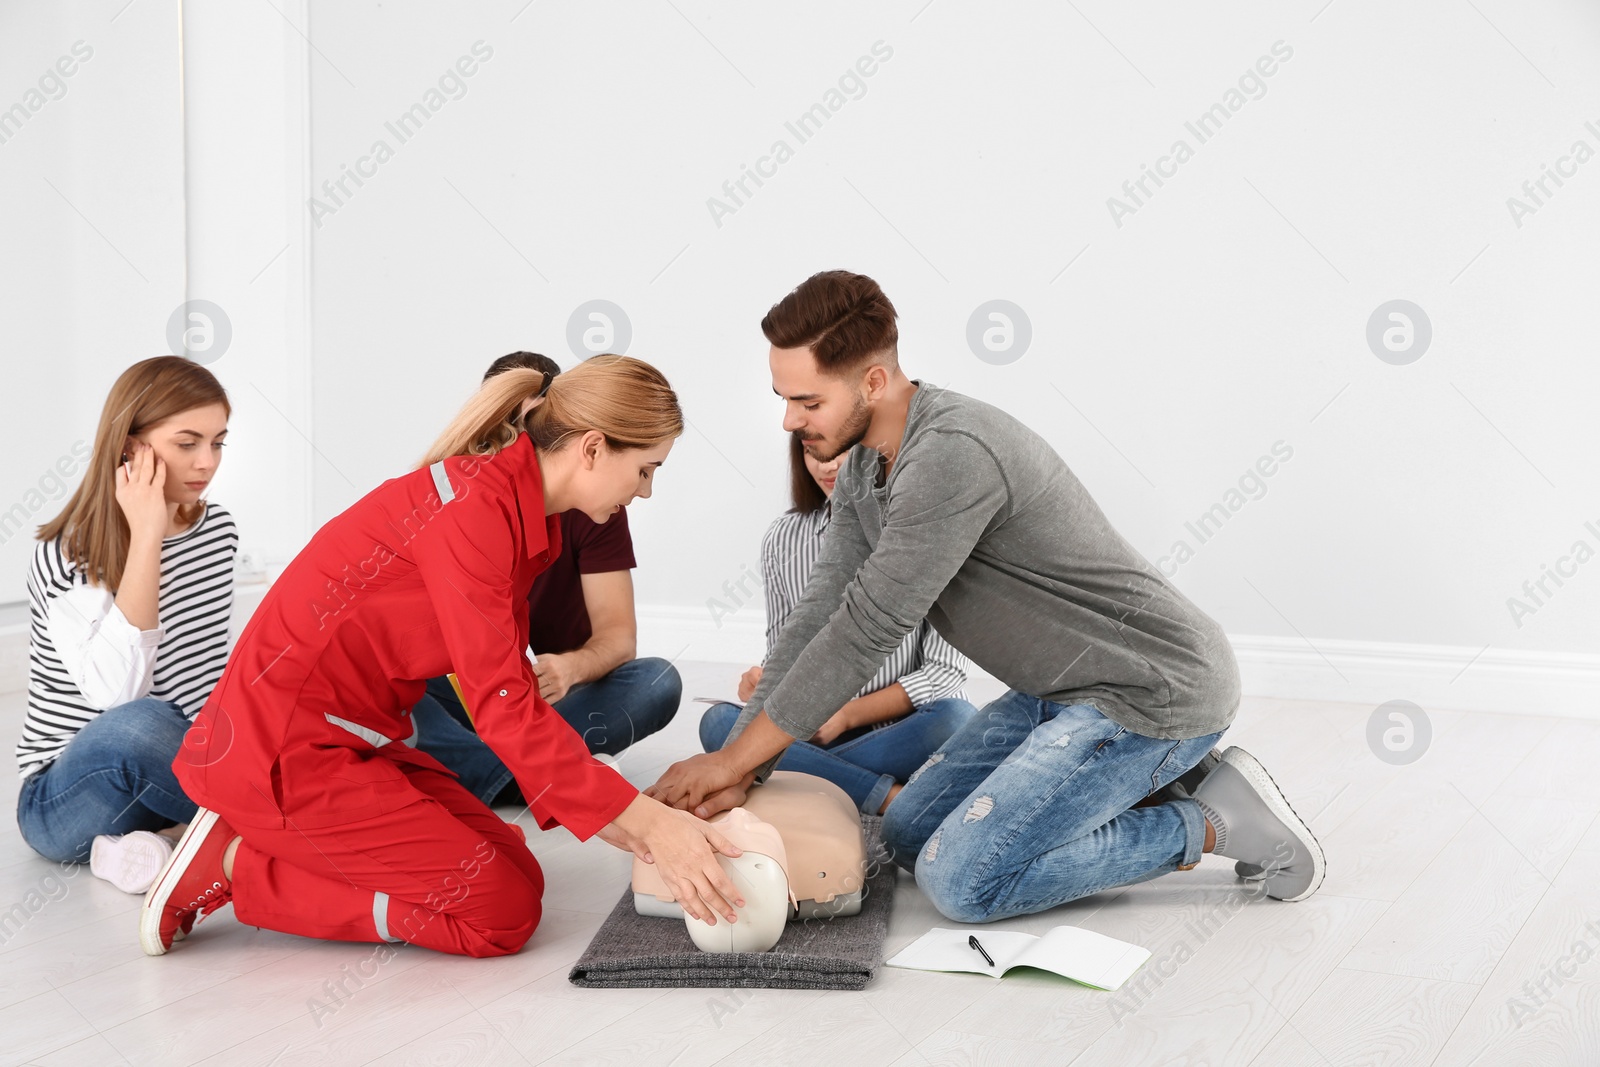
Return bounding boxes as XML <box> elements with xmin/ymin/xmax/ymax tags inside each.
<box><xmin>633</xmin><ymin>772</ymin><xmax>870</xmax><ymax>952</ymax></box>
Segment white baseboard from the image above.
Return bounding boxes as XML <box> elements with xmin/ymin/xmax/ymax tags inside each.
<box><xmin>6</xmin><ymin>597</ymin><xmax>1593</xmax><ymax>721</ymax></box>
<box><xmin>635</xmin><ymin>605</ymin><xmax>1600</xmax><ymax>721</ymax></box>
<box><xmin>636</xmin><ymin>604</ymin><xmax>770</xmax><ymax>671</ymax></box>
<box><xmin>1228</xmin><ymin>634</ymin><xmax>1600</xmax><ymax>720</ymax></box>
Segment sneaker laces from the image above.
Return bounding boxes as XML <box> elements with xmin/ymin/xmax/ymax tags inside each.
<box><xmin>196</xmin><ymin>894</ymin><xmax>231</xmax><ymax>923</ymax></box>
<box><xmin>181</xmin><ymin>877</ymin><xmax>233</xmax><ymax>929</ymax></box>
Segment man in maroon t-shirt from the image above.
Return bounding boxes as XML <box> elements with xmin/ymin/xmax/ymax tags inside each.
<box><xmin>411</xmin><ymin>352</ymin><xmax>684</xmax><ymax>807</ymax></box>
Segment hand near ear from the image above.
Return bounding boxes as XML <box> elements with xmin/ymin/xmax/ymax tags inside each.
<box><xmin>114</xmin><ymin>440</ymin><xmax>168</xmax><ymax>541</ymax></box>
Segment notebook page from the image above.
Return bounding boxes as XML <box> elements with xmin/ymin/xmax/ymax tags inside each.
<box><xmin>885</xmin><ymin>927</ymin><xmax>1040</xmax><ymax>978</ymax></box>
<box><xmin>1010</xmin><ymin>926</ymin><xmax>1153</xmax><ymax>990</ymax></box>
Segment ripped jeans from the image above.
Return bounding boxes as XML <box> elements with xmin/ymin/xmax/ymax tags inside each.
<box><xmin>879</xmin><ymin>691</ymin><xmax>1224</xmax><ymax>924</ymax></box>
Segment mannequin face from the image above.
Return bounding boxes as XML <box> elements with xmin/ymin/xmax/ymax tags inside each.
<box><xmin>128</xmin><ymin>403</ymin><xmax>229</xmax><ymax>507</ymax></box>
<box><xmin>565</xmin><ymin>431</ymin><xmax>672</xmax><ymax>524</ymax></box>
<box><xmin>770</xmin><ymin>345</ymin><xmax>879</xmax><ymax>464</ymax></box>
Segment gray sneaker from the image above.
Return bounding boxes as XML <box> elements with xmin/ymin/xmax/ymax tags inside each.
<box><xmin>1190</xmin><ymin>746</ymin><xmax>1326</xmax><ymax>902</ymax></box>
<box><xmin>1167</xmin><ymin>747</ymin><xmax>1222</xmax><ymax>799</ymax></box>
<box><xmin>1159</xmin><ymin>747</ymin><xmax>1266</xmax><ymax>881</ymax></box>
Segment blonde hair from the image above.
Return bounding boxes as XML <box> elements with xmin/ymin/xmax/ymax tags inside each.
<box><xmin>38</xmin><ymin>356</ymin><xmax>231</xmax><ymax>590</ymax></box>
<box><xmin>419</xmin><ymin>354</ymin><xmax>683</xmax><ymax>466</ymax></box>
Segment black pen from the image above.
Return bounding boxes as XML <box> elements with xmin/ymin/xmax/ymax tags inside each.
<box><xmin>968</xmin><ymin>935</ymin><xmax>994</xmax><ymax>966</ymax></box>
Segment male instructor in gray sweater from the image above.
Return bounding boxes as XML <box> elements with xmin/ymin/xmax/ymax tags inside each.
<box><xmin>647</xmin><ymin>270</ymin><xmax>1324</xmax><ymax>919</ymax></box>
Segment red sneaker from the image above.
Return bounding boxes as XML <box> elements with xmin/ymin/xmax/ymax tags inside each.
<box><xmin>140</xmin><ymin>807</ymin><xmax>236</xmax><ymax>956</ymax></box>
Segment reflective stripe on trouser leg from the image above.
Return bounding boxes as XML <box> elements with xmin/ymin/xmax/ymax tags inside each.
<box><xmin>373</xmin><ymin>891</ymin><xmax>402</xmax><ymax>942</ymax></box>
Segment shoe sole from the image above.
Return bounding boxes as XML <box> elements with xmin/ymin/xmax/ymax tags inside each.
<box><xmin>1220</xmin><ymin>747</ymin><xmax>1326</xmax><ymax>902</ymax></box>
<box><xmin>140</xmin><ymin>808</ymin><xmax>222</xmax><ymax>956</ymax></box>
<box><xmin>92</xmin><ymin>833</ymin><xmax>172</xmax><ymax>895</ymax></box>
<box><xmin>88</xmin><ymin>836</ymin><xmax>118</xmax><ymax>883</ymax></box>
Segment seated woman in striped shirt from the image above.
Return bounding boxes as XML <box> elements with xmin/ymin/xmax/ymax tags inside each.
<box><xmin>699</xmin><ymin>431</ymin><xmax>978</xmax><ymax>816</ymax></box>
<box><xmin>15</xmin><ymin>356</ymin><xmax>236</xmax><ymax>894</ymax></box>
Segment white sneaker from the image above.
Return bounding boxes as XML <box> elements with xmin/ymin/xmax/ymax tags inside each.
<box><xmin>90</xmin><ymin>831</ymin><xmax>175</xmax><ymax>894</ymax></box>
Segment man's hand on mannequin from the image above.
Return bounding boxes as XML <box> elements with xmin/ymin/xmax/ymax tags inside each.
<box><xmin>644</xmin><ymin>753</ymin><xmax>756</xmax><ymax>818</ymax></box>
<box><xmin>648</xmin><ymin>710</ymin><xmax>798</xmax><ymax>817</ymax></box>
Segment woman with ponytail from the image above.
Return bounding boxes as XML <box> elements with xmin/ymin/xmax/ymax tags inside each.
<box><xmin>16</xmin><ymin>356</ymin><xmax>235</xmax><ymax>893</ymax></box>
<box><xmin>409</xmin><ymin>352</ymin><xmax>684</xmax><ymax>812</ymax></box>
<box><xmin>141</xmin><ymin>355</ymin><xmax>748</xmax><ymax>960</ymax></box>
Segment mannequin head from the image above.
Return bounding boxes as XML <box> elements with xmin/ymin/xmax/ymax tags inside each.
<box><xmin>634</xmin><ymin>772</ymin><xmax>870</xmax><ymax>938</ymax></box>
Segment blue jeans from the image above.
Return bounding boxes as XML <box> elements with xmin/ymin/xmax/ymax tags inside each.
<box><xmin>411</xmin><ymin>657</ymin><xmax>683</xmax><ymax>805</ymax></box>
<box><xmin>879</xmin><ymin>691</ymin><xmax>1225</xmax><ymax>923</ymax></box>
<box><xmin>15</xmin><ymin>697</ymin><xmax>200</xmax><ymax>864</ymax></box>
<box><xmin>699</xmin><ymin>697</ymin><xmax>979</xmax><ymax>815</ymax></box>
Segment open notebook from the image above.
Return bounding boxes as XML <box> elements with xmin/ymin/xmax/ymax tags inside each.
<box><xmin>886</xmin><ymin>926</ymin><xmax>1151</xmax><ymax>991</ymax></box>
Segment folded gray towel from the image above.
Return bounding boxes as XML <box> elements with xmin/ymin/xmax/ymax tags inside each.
<box><xmin>568</xmin><ymin>815</ymin><xmax>895</xmax><ymax>990</ymax></box>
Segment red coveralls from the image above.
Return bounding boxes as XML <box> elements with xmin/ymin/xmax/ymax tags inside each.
<box><xmin>174</xmin><ymin>433</ymin><xmax>638</xmax><ymax>957</ymax></box>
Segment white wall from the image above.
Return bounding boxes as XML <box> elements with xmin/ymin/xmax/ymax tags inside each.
<box><xmin>4</xmin><ymin>1</ymin><xmax>1597</xmax><ymax>716</ymax></box>
<box><xmin>294</xmin><ymin>1</ymin><xmax>1600</xmax><ymax>711</ymax></box>
<box><xmin>0</xmin><ymin>2</ymin><xmax>186</xmax><ymax>602</ymax></box>
<box><xmin>176</xmin><ymin>0</ymin><xmax>315</xmax><ymax>590</ymax></box>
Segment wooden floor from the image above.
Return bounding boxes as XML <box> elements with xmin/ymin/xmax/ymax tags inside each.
<box><xmin>3</xmin><ymin>661</ymin><xmax>1597</xmax><ymax>1066</ymax></box>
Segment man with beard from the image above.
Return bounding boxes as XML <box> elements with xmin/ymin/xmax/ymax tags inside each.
<box><xmin>646</xmin><ymin>269</ymin><xmax>1323</xmax><ymax>922</ymax></box>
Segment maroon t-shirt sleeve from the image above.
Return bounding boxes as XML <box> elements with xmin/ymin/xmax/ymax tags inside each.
<box><xmin>525</xmin><ymin>508</ymin><xmax>635</xmax><ymax>654</ymax></box>
<box><xmin>577</xmin><ymin>504</ymin><xmax>637</xmax><ymax>573</ymax></box>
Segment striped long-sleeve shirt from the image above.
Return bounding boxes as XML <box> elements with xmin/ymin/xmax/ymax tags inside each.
<box><xmin>759</xmin><ymin>503</ymin><xmax>968</xmax><ymax>728</ymax></box>
<box><xmin>15</xmin><ymin>503</ymin><xmax>237</xmax><ymax>778</ymax></box>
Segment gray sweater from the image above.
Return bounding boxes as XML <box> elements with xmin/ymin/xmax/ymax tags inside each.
<box><xmin>727</xmin><ymin>380</ymin><xmax>1241</xmax><ymax>783</ymax></box>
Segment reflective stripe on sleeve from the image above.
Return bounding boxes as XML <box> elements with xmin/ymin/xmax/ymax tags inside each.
<box><xmin>429</xmin><ymin>460</ymin><xmax>455</xmax><ymax>504</ymax></box>
<box><xmin>325</xmin><ymin>712</ymin><xmax>397</xmax><ymax>748</ymax></box>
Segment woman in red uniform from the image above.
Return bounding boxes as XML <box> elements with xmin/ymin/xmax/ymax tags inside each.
<box><xmin>140</xmin><ymin>355</ymin><xmax>746</xmax><ymax>958</ymax></box>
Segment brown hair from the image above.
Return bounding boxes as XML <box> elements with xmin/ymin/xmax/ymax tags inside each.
<box><xmin>37</xmin><ymin>356</ymin><xmax>231</xmax><ymax>590</ymax></box>
<box><xmin>420</xmin><ymin>354</ymin><xmax>682</xmax><ymax>466</ymax></box>
<box><xmin>483</xmin><ymin>351</ymin><xmax>561</xmax><ymax>386</ymax></box>
<box><xmin>761</xmin><ymin>270</ymin><xmax>899</xmax><ymax>377</ymax></box>
<box><xmin>788</xmin><ymin>431</ymin><xmax>828</xmax><ymax>515</ymax></box>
